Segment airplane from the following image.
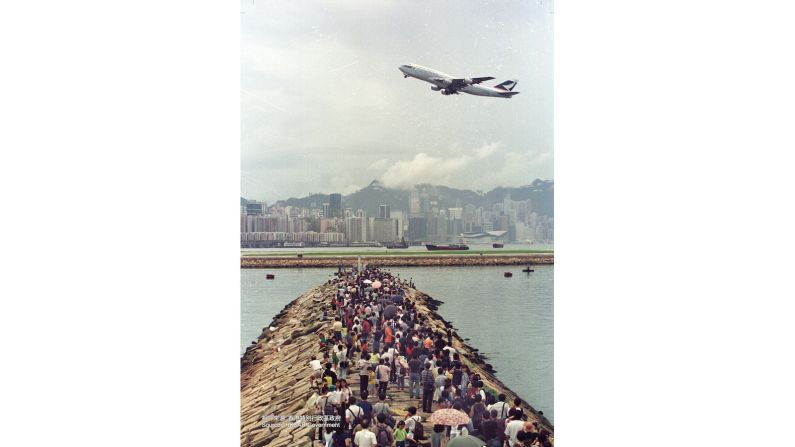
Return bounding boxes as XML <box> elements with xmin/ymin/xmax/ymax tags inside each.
<box><xmin>398</xmin><ymin>63</ymin><xmax>519</xmax><ymax>98</ymax></box>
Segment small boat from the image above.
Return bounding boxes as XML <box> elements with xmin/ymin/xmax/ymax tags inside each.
<box><xmin>385</xmin><ymin>237</ymin><xmax>409</xmax><ymax>249</ymax></box>
<box><xmin>504</xmin><ymin>272</ymin><xmax>513</xmax><ymax>277</ymax></box>
<box><xmin>492</xmin><ymin>243</ymin><xmax>504</xmax><ymax>248</ymax></box>
<box><xmin>266</xmin><ymin>274</ymin><xmax>275</xmax><ymax>279</ymax></box>
<box><xmin>522</xmin><ymin>266</ymin><xmax>534</xmax><ymax>273</ymax></box>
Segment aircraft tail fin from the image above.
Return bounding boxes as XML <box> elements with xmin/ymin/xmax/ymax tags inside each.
<box><xmin>494</xmin><ymin>80</ymin><xmax>518</xmax><ymax>91</ymax></box>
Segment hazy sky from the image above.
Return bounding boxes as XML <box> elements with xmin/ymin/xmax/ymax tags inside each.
<box><xmin>241</xmin><ymin>0</ymin><xmax>553</xmax><ymax>202</ymax></box>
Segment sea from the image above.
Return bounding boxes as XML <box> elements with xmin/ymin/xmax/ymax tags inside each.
<box><xmin>240</xmin><ymin>250</ymin><xmax>554</xmax><ymax>423</ymax></box>
<box><xmin>241</xmin><ymin>242</ymin><xmax>554</xmax><ymax>255</ymax></box>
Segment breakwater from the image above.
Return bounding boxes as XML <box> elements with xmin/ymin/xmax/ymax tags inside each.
<box><xmin>241</xmin><ymin>254</ymin><xmax>553</xmax><ymax>269</ymax></box>
<box><xmin>240</xmin><ymin>281</ymin><xmax>553</xmax><ymax>447</ymax></box>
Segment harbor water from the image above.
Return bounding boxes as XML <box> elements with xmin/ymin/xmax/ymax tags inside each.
<box><xmin>240</xmin><ymin>264</ymin><xmax>553</xmax><ymax>423</ymax></box>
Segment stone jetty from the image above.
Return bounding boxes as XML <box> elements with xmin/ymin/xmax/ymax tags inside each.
<box><xmin>241</xmin><ymin>254</ymin><xmax>553</xmax><ymax>269</ymax></box>
<box><xmin>240</xmin><ymin>279</ymin><xmax>554</xmax><ymax>447</ymax></box>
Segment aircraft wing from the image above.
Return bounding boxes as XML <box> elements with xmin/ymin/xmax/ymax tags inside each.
<box><xmin>446</xmin><ymin>77</ymin><xmax>496</xmax><ymax>90</ymax></box>
<box><xmin>467</xmin><ymin>76</ymin><xmax>495</xmax><ymax>84</ymax></box>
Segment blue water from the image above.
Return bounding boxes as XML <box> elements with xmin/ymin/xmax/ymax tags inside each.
<box><xmin>240</xmin><ymin>264</ymin><xmax>553</xmax><ymax>423</ymax></box>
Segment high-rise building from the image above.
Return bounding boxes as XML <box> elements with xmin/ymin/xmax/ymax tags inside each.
<box><xmin>322</xmin><ymin>203</ymin><xmax>330</xmax><ymax>218</ymax></box>
<box><xmin>408</xmin><ymin>217</ymin><xmax>427</xmax><ymax>241</ymax></box>
<box><xmin>371</xmin><ymin>218</ymin><xmax>398</xmax><ymax>242</ymax></box>
<box><xmin>246</xmin><ymin>202</ymin><xmax>264</xmax><ymax>216</ymax></box>
<box><xmin>378</xmin><ymin>204</ymin><xmax>390</xmax><ymax>219</ymax></box>
<box><xmin>345</xmin><ymin>217</ymin><xmax>368</xmax><ymax>242</ymax></box>
<box><xmin>329</xmin><ymin>193</ymin><xmax>342</xmax><ymax>218</ymax></box>
<box><xmin>409</xmin><ymin>190</ymin><xmax>421</xmax><ymax>216</ymax></box>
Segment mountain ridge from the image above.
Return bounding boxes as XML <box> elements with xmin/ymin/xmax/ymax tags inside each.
<box><xmin>246</xmin><ymin>179</ymin><xmax>553</xmax><ymax>217</ymax></box>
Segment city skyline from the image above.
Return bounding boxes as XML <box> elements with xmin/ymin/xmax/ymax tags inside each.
<box><xmin>241</xmin><ymin>0</ymin><xmax>553</xmax><ymax>200</ymax></box>
<box><xmin>241</xmin><ymin>182</ymin><xmax>553</xmax><ymax>247</ymax></box>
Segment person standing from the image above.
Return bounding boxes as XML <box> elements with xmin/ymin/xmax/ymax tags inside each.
<box><xmin>487</xmin><ymin>394</ymin><xmax>510</xmax><ymax>420</ymax></box>
<box><xmin>504</xmin><ymin>415</ymin><xmax>525</xmax><ymax>447</ymax></box>
<box><xmin>358</xmin><ymin>391</ymin><xmax>374</xmax><ymax>421</ymax></box>
<box><xmin>408</xmin><ymin>353</ymin><xmax>422</xmax><ymax>399</ymax></box>
<box><xmin>358</xmin><ymin>351</ymin><xmax>371</xmax><ymax>396</ymax></box>
<box><xmin>375</xmin><ymin>358</ymin><xmax>391</xmax><ymax>399</ymax></box>
<box><xmin>393</xmin><ymin>420</ymin><xmax>408</xmax><ymax>447</ymax></box>
<box><xmin>420</xmin><ymin>363</ymin><xmax>435</xmax><ymax>413</ymax></box>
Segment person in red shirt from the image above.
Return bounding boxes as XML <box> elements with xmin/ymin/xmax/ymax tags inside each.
<box><xmin>385</xmin><ymin>323</ymin><xmax>394</xmax><ymax>346</ymax></box>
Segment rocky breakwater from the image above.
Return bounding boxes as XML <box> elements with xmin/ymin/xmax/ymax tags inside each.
<box><xmin>241</xmin><ymin>254</ymin><xmax>553</xmax><ymax>268</ymax></box>
<box><xmin>240</xmin><ymin>284</ymin><xmax>333</xmax><ymax>447</ymax></box>
<box><xmin>409</xmin><ymin>290</ymin><xmax>555</xmax><ymax>432</ymax></box>
<box><xmin>240</xmin><ymin>281</ymin><xmax>553</xmax><ymax>447</ymax></box>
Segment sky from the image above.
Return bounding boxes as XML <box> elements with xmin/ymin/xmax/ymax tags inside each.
<box><xmin>241</xmin><ymin>0</ymin><xmax>553</xmax><ymax>203</ymax></box>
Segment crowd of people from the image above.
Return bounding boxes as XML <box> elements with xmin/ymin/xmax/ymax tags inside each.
<box><xmin>305</xmin><ymin>266</ymin><xmax>553</xmax><ymax>447</ymax></box>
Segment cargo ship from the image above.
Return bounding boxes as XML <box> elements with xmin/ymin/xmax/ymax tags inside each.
<box><xmin>425</xmin><ymin>243</ymin><xmax>470</xmax><ymax>251</ymax></box>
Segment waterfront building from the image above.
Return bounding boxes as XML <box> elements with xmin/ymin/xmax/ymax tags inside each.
<box><xmin>408</xmin><ymin>217</ymin><xmax>427</xmax><ymax>241</ymax></box>
<box><xmin>370</xmin><ymin>217</ymin><xmax>399</xmax><ymax>242</ymax></box>
<box><xmin>345</xmin><ymin>217</ymin><xmax>368</xmax><ymax>242</ymax></box>
<box><xmin>391</xmin><ymin>210</ymin><xmax>405</xmax><ymax>239</ymax></box>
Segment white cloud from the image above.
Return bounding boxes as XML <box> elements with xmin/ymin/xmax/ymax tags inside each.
<box><xmin>380</xmin><ymin>142</ymin><xmax>549</xmax><ymax>192</ymax></box>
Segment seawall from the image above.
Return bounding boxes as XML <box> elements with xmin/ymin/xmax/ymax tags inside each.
<box><xmin>241</xmin><ymin>254</ymin><xmax>553</xmax><ymax>268</ymax></box>
<box><xmin>240</xmin><ymin>280</ymin><xmax>554</xmax><ymax>447</ymax></box>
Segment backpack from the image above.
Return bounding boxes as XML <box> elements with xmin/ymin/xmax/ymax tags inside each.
<box><xmin>376</xmin><ymin>424</ymin><xmax>392</xmax><ymax>446</ymax></box>
<box><xmin>346</xmin><ymin>408</ymin><xmax>360</xmax><ymax>429</ymax></box>
<box><xmin>410</xmin><ymin>416</ymin><xmax>425</xmax><ymax>440</ymax></box>
<box><xmin>322</xmin><ymin>397</ymin><xmax>335</xmax><ymax>417</ymax></box>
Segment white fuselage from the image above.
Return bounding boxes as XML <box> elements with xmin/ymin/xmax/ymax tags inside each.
<box><xmin>398</xmin><ymin>63</ymin><xmax>517</xmax><ymax>98</ymax></box>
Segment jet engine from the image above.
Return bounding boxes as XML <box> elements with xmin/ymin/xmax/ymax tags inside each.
<box><xmin>430</xmin><ymin>86</ymin><xmax>441</xmax><ymax>91</ymax></box>
<box><xmin>441</xmin><ymin>89</ymin><xmax>455</xmax><ymax>95</ymax></box>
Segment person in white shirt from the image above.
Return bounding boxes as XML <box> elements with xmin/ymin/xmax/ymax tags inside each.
<box><xmin>445</xmin><ymin>343</ymin><xmax>457</xmax><ymax>362</ymax></box>
<box><xmin>309</xmin><ymin>357</ymin><xmax>323</xmax><ymax>380</ymax></box>
<box><xmin>504</xmin><ymin>418</ymin><xmax>525</xmax><ymax>446</ymax></box>
<box><xmin>404</xmin><ymin>406</ymin><xmax>421</xmax><ymax>435</ymax></box>
<box><xmin>487</xmin><ymin>393</ymin><xmax>511</xmax><ymax>419</ymax></box>
<box><xmin>353</xmin><ymin>424</ymin><xmax>377</xmax><ymax>447</ymax></box>
<box><xmin>345</xmin><ymin>397</ymin><xmax>364</xmax><ymax>429</ymax></box>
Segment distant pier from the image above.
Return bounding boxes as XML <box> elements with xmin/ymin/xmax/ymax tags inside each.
<box><xmin>241</xmin><ymin>254</ymin><xmax>553</xmax><ymax>268</ymax></box>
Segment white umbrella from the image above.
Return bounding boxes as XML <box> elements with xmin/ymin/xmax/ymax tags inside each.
<box><xmin>372</xmin><ymin>280</ymin><xmax>382</xmax><ymax>289</ymax></box>
<box><xmin>363</xmin><ymin>279</ymin><xmax>372</xmax><ymax>284</ymax></box>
